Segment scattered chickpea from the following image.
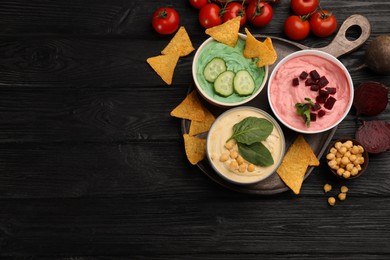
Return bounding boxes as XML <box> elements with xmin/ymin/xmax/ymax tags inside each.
<box><xmin>229</xmin><ymin>160</ymin><xmax>239</xmax><ymax>170</ymax></box>
<box><xmin>330</xmin><ymin>147</ymin><xmax>337</xmax><ymax>154</ymax></box>
<box><xmin>341</xmin><ymin>156</ymin><xmax>350</xmax><ymax>166</ymax></box>
<box><xmin>219</xmin><ymin>153</ymin><xmax>229</xmax><ymax>162</ymax></box>
<box><xmin>334</xmin><ymin>141</ymin><xmax>342</xmax><ymax>150</ymax></box>
<box><xmin>224</xmin><ymin>140</ymin><xmax>235</xmax><ymax>150</ymax></box>
<box><xmin>239</xmin><ymin>163</ymin><xmax>247</xmax><ymax>173</ymax></box>
<box><xmin>229</xmin><ymin>150</ymin><xmax>238</xmax><ymax>159</ymax></box>
<box><xmin>236</xmin><ymin>155</ymin><xmax>244</xmax><ymax>165</ymax></box>
<box><xmin>338</xmin><ymin>192</ymin><xmax>347</xmax><ymax>201</ymax></box>
<box><xmin>326</xmin><ymin>153</ymin><xmax>335</xmax><ymax>160</ymax></box>
<box><xmin>323</xmin><ymin>183</ymin><xmax>332</xmax><ymax>193</ymax></box>
<box><xmin>344</xmin><ymin>140</ymin><xmax>353</xmax><ymax>149</ymax></box>
<box><xmin>328</xmin><ymin>197</ymin><xmax>336</xmax><ymax>206</ymax></box>
<box><xmin>338</xmin><ymin>146</ymin><xmax>348</xmax><ymax>154</ymax></box>
<box><xmin>340</xmin><ymin>185</ymin><xmax>349</xmax><ymax>193</ymax></box>
<box><xmin>336</xmin><ymin>168</ymin><xmax>344</xmax><ymax>176</ymax></box>
<box><xmin>342</xmin><ymin>170</ymin><xmax>351</xmax><ymax>179</ymax></box>
<box><xmin>247</xmin><ymin>164</ymin><xmax>255</xmax><ymax>172</ymax></box>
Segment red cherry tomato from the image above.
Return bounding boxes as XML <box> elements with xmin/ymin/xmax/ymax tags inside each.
<box><xmin>198</xmin><ymin>3</ymin><xmax>222</xmax><ymax>29</ymax></box>
<box><xmin>151</xmin><ymin>7</ymin><xmax>180</xmax><ymax>35</ymax></box>
<box><xmin>222</xmin><ymin>2</ymin><xmax>247</xmax><ymax>27</ymax></box>
<box><xmin>189</xmin><ymin>0</ymin><xmax>208</xmax><ymax>10</ymax></box>
<box><xmin>290</xmin><ymin>0</ymin><xmax>319</xmax><ymax>16</ymax></box>
<box><xmin>284</xmin><ymin>15</ymin><xmax>310</xmax><ymax>41</ymax></box>
<box><xmin>246</xmin><ymin>1</ymin><xmax>273</xmax><ymax>28</ymax></box>
<box><xmin>310</xmin><ymin>10</ymin><xmax>337</xmax><ymax>37</ymax></box>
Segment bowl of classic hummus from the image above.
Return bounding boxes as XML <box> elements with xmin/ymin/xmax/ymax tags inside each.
<box><xmin>192</xmin><ymin>33</ymin><xmax>269</xmax><ymax>107</ymax></box>
<box><xmin>268</xmin><ymin>50</ymin><xmax>354</xmax><ymax>134</ymax></box>
<box><xmin>206</xmin><ymin>106</ymin><xmax>285</xmax><ymax>185</ymax></box>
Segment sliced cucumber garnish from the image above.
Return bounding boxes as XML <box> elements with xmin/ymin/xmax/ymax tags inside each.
<box><xmin>203</xmin><ymin>57</ymin><xmax>227</xmax><ymax>83</ymax></box>
<box><xmin>214</xmin><ymin>70</ymin><xmax>235</xmax><ymax>97</ymax></box>
<box><xmin>234</xmin><ymin>70</ymin><xmax>255</xmax><ymax>96</ymax></box>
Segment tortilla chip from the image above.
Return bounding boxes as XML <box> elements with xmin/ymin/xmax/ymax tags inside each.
<box><xmin>276</xmin><ymin>135</ymin><xmax>319</xmax><ymax>194</ymax></box>
<box><xmin>263</xmin><ymin>37</ymin><xmax>277</xmax><ymax>65</ymax></box>
<box><xmin>243</xmin><ymin>27</ymin><xmax>264</xmax><ymax>58</ymax></box>
<box><xmin>170</xmin><ymin>90</ymin><xmax>205</xmax><ymax>121</ymax></box>
<box><xmin>243</xmin><ymin>28</ymin><xmax>277</xmax><ymax>67</ymax></box>
<box><xmin>146</xmin><ymin>53</ymin><xmax>179</xmax><ymax>85</ymax></box>
<box><xmin>189</xmin><ymin>106</ymin><xmax>215</xmax><ymax>136</ymax></box>
<box><xmin>161</xmin><ymin>26</ymin><xmax>195</xmax><ymax>57</ymax></box>
<box><xmin>183</xmin><ymin>134</ymin><xmax>206</xmax><ymax>165</ymax></box>
<box><xmin>205</xmin><ymin>17</ymin><xmax>241</xmax><ymax>47</ymax></box>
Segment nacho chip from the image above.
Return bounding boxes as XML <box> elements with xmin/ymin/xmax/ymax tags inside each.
<box><xmin>263</xmin><ymin>37</ymin><xmax>277</xmax><ymax>65</ymax></box>
<box><xmin>243</xmin><ymin>27</ymin><xmax>264</xmax><ymax>58</ymax></box>
<box><xmin>183</xmin><ymin>134</ymin><xmax>206</xmax><ymax>165</ymax></box>
<box><xmin>205</xmin><ymin>17</ymin><xmax>241</xmax><ymax>47</ymax></box>
<box><xmin>170</xmin><ymin>90</ymin><xmax>205</xmax><ymax>121</ymax></box>
<box><xmin>243</xmin><ymin>28</ymin><xmax>277</xmax><ymax>67</ymax></box>
<box><xmin>161</xmin><ymin>26</ymin><xmax>195</xmax><ymax>57</ymax></box>
<box><xmin>189</xmin><ymin>106</ymin><xmax>215</xmax><ymax>136</ymax></box>
<box><xmin>276</xmin><ymin>135</ymin><xmax>319</xmax><ymax>194</ymax></box>
<box><xmin>146</xmin><ymin>53</ymin><xmax>179</xmax><ymax>85</ymax></box>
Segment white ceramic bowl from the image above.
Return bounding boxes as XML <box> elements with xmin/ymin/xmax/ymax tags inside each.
<box><xmin>206</xmin><ymin>106</ymin><xmax>285</xmax><ymax>185</ymax></box>
<box><xmin>192</xmin><ymin>33</ymin><xmax>269</xmax><ymax>107</ymax></box>
<box><xmin>267</xmin><ymin>50</ymin><xmax>354</xmax><ymax>134</ymax></box>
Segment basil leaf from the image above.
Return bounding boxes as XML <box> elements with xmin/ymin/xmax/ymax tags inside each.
<box><xmin>295</xmin><ymin>98</ymin><xmax>314</xmax><ymax>127</ymax></box>
<box><xmin>238</xmin><ymin>142</ymin><xmax>274</xmax><ymax>167</ymax></box>
<box><xmin>228</xmin><ymin>117</ymin><xmax>273</xmax><ymax>145</ymax></box>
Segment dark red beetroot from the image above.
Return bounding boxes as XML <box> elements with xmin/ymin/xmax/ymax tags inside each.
<box><xmin>355</xmin><ymin>120</ymin><xmax>390</xmax><ymax>153</ymax></box>
<box><xmin>353</xmin><ymin>81</ymin><xmax>389</xmax><ymax>116</ymax></box>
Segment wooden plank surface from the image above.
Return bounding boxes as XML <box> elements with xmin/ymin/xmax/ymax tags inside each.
<box><xmin>0</xmin><ymin>0</ymin><xmax>389</xmax><ymax>258</ymax></box>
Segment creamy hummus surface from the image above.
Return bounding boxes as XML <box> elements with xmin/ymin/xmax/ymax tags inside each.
<box><xmin>196</xmin><ymin>38</ymin><xmax>265</xmax><ymax>103</ymax></box>
<box><xmin>207</xmin><ymin>108</ymin><xmax>284</xmax><ymax>184</ymax></box>
<box><xmin>269</xmin><ymin>54</ymin><xmax>351</xmax><ymax>131</ymax></box>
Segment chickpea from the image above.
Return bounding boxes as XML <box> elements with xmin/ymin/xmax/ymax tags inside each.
<box><xmin>341</xmin><ymin>156</ymin><xmax>350</xmax><ymax>166</ymax></box>
<box><xmin>349</xmin><ymin>154</ymin><xmax>357</xmax><ymax>162</ymax></box>
<box><xmin>334</xmin><ymin>141</ymin><xmax>342</xmax><ymax>150</ymax></box>
<box><xmin>236</xmin><ymin>155</ymin><xmax>244</xmax><ymax>165</ymax></box>
<box><xmin>239</xmin><ymin>163</ymin><xmax>247</xmax><ymax>173</ymax></box>
<box><xmin>247</xmin><ymin>164</ymin><xmax>255</xmax><ymax>172</ymax></box>
<box><xmin>336</xmin><ymin>157</ymin><xmax>342</xmax><ymax>164</ymax></box>
<box><xmin>342</xmin><ymin>170</ymin><xmax>351</xmax><ymax>179</ymax></box>
<box><xmin>344</xmin><ymin>151</ymin><xmax>351</xmax><ymax>158</ymax></box>
<box><xmin>346</xmin><ymin>163</ymin><xmax>354</xmax><ymax>172</ymax></box>
<box><xmin>336</xmin><ymin>168</ymin><xmax>345</xmax><ymax>176</ymax></box>
<box><xmin>229</xmin><ymin>160</ymin><xmax>239</xmax><ymax>170</ymax></box>
<box><xmin>344</xmin><ymin>140</ymin><xmax>353</xmax><ymax>149</ymax></box>
<box><xmin>351</xmin><ymin>145</ymin><xmax>360</xmax><ymax>154</ymax></box>
<box><xmin>326</xmin><ymin>153</ymin><xmax>335</xmax><ymax>160</ymax></box>
<box><xmin>340</xmin><ymin>185</ymin><xmax>349</xmax><ymax>193</ymax></box>
<box><xmin>338</xmin><ymin>192</ymin><xmax>347</xmax><ymax>201</ymax></box>
<box><xmin>219</xmin><ymin>153</ymin><xmax>229</xmax><ymax>162</ymax></box>
<box><xmin>338</xmin><ymin>146</ymin><xmax>348</xmax><ymax>154</ymax></box>
<box><xmin>358</xmin><ymin>145</ymin><xmax>365</xmax><ymax>153</ymax></box>
<box><xmin>324</xmin><ymin>183</ymin><xmax>332</xmax><ymax>193</ymax></box>
<box><xmin>328</xmin><ymin>197</ymin><xmax>336</xmax><ymax>206</ymax></box>
<box><xmin>351</xmin><ymin>167</ymin><xmax>359</xmax><ymax>176</ymax></box>
<box><xmin>336</xmin><ymin>152</ymin><xmax>343</xmax><ymax>158</ymax></box>
<box><xmin>330</xmin><ymin>147</ymin><xmax>337</xmax><ymax>154</ymax></box>
<box><xmin>230</xmin><ymin>150</ymin><xmax>238</xmax><ymax>159</ymax></box>
<box><xmin>328</xmin><ymin>160</ymin><xmax>337</xmax><ymax>169</ymax></box>
<box><xmin>225</xmin><ymin>140</ymin><xmax>235</xmax><ymax>150</ymax></box>
<box><xmin>356</xmin><ymin>164</ymin><xmax>362</xmax><ymax>171</ymax></box>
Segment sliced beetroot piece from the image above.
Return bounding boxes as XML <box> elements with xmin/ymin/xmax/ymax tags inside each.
<box><xmin>319</xmin><ymin>89</ymin><xmax>329</xmax><ymax>98</ymax></box>
<box><xmin>353</xmin><ymin>81</ymin><xmax>389</xmax><ymax>116</ymax></box>
<box><xmin>316</xmin><ymin>95</ymin><xmax>327</xmax><ymax>104</ymax></box>
<box><xmin>324</xmin><ymin>96</ymin><xmax>337</xmax><ymax>110</ymax></box>
<box><xmin>317</xmin><ymin>76</ymin><xmax>329</xmax><ymax>88</ymax></box>
<box><xmin>309</xmin><ymin>70</ymin><xmax>321</xmax><ymax>81</ymax></box>
<box><xmin>305</xmin><ymin>78</ymin><xmax>316</xmax><ymax>86</ymax></box>
<box><xmin>310</xmin><ymin>84</ymin><xmax>319</xmax><ymax>91</ymax></box>
<box><xmin>318</xmin><ymin>110</ymin><xmax>326</xmax><ymax>117</ymax></box>
<box><xmin>311</xmin><ymin>102</ymin><xmax>321</xmax><ymax>111</ymax></box>
<box><xmin>299</xmin><ymin>71</ymin><xmax>308</xmax><ymax>79</ymax></box>
<box><xmin>310</xmin><ymin>113</ymin><xmax>317</xmax><ymax>122</ymax></box>
<box><xmin>292</xmin><ymin>78</ymin><xmax>299</xmax><ymax>86</ymax></box>
<box><xmin>325</xmin><ymin>87</ymin><xmax>337</xmax><ymax>94</ymax></box>
<box><xmin>355</xmin><ymin>120</ymin><xmax>390</xmax><ymax>153</ymax></box>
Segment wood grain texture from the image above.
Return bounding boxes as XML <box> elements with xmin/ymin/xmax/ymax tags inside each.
<box><xmin>0</xmin><ymin>0</ymin><xmax>389</xmax><ymax>258</ymax></box>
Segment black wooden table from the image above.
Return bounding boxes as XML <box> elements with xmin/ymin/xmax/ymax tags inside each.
<box><xmin>0</xmin><ymin>0</ymin><xmax>389</xmax><ymax>258</ymax></box>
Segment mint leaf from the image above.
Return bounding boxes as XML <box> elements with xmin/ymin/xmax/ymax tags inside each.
<box><xmin>295</xmin><ymin>98</ymin><xmax>314</xmax><ymax>127</ymax></box>
<box><xmin>238</xmin><ymin>142</ymin><xmax>274</xmax><ymax>167</ymax></box>
<box><xmin>228</xmin><ymin>117</ymin><xmax>273</xmax><ymax>145</ymax></box>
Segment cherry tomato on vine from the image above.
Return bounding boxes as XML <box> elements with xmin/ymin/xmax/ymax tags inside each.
<box><xmin>151</xmin><ymin>7</ymin><xmax>180</xmax><ymax>35</ymax></box>
<box><xmin>246</xmin><ymin>1</ymin><xmax>273</xmax><ymax>28</ymax></box>
<box><xmin>310</xmin><ymin>10</ymin><xmax>337</xmax><ymax>37</ymax></box>
<box><xmin>199</xmin><ymin>3</ymin><xmax>222</xmax><ymax>29</ymax></box>
<box><xmin>290</xmin><ymin>0</ymin><xmax>319</xmax><ymax>16</ymax></box>
<box><xmin>222</xmin><ymin>2</ymin><xmax>247</xmax><ymax>27</ymax></box>
<box><xmin>284</xmin><ymin>15</ymin><xmax>310</xmax><ymax>41</ymax></box>
<box><xmin>189</xmin><ymin>0</ymin><xmax>208</xmax><ymax>10</ymax></box>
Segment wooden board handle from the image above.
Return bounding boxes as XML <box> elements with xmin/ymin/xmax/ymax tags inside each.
<box><xmin>316</xmin><ymin>14</ymin><xmax>371</xmax><ymax>58</ymax></box>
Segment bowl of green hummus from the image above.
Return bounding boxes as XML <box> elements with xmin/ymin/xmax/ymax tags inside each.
<box><xmin>192</xmin><ymin>33</ymin><xmax>269</xmax><ymax>107</ymax></box>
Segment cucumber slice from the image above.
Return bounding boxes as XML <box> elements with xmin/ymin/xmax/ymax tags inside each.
<box><xmin>214</xmin><ymin>70</ymin><xmax>235</xmax><ymax>97</ymax></box>
<box><xmin>203</xmin><ymin>57</ymin><xmax>227</xmax><ymax>83</ymax></box>
<box><xmin>234</xmin><ymin>70</ymin><xmax>255</xmax><ymax>96</ymax></box>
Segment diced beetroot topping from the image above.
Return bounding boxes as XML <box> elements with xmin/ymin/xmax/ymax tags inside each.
<box><xmin>292</xmin><ymin>78</ymin><xmax>299</xmax><ymax>86</ymax></box>
<box><xmin>316</xmin><ymin>95</ymin><xmax>327</xmax><ymax>104</ymax></box>
<box><xmin>305</xmin><ymin>78</ymin><xmax>316</xmax><ymax>86</ymax></box>
<box><xmin>310</xmin><ymin>113</ymin><xmax>317</xmax><ymax>122</ymax></box>
<box><xmin>318</xmin><ymin>76</ymin><xmax>329</xmax><ymax>88</ymax></box>
<box><xmin>310</xmin><ymin>70</ymin><xmax>320</xmax><ymax>81</ymax></box>
<box><xmin>311</xmin><ymin>102</ymin><xmax>321</xmax><ymax>111</ymax></box>
<box><xmin>319</xmin><ymin>89</ymin><xmax>329</xmax><ymax>98</ymax></box>
<box><xmin>318</xmin><ymin>110</ymin><xmax>326</xmax><ymax>117</ymax></box>
<box><xmin>310</xmin><ymin>84</ymin><xmax>319</xmax><ymax>91</ymax></box>
<box><xmin>324</xmin><ymin>96</ymin><xmax>337</xmax><ymax>110</ymax></box>
<box><xmin>326</xmin><ymin>87</ymin><xmax>336</xmax><ymax>94</ymax></box>
<box><xmin>299</xmin><ymin>71</ymin><xmax>308</xmax><ymax>79</ymax></box>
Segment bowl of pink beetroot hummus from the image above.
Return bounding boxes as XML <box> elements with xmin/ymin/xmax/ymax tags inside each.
<box><xmin>267</xmin><ymin>50</ymin><xmax>354</xmax><ymax>134</ymax></box>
